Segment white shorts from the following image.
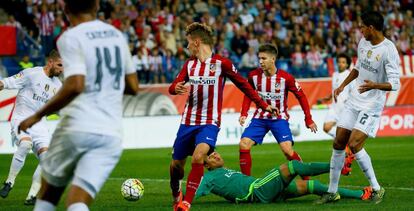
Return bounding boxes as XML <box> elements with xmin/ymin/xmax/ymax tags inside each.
<box><xmin>324</xmin><ymin>106</ymin><xmax>338</xmax><ymax>123</ymax></box>
<box><xmin>337</xmin><ymin>104</ymin><xmax>382</xmax><ymax>137</ymax></box>
<box><xmin>11</xmin><ymin>119</ymin><xmax>51</xmax><ymax>153</ymax></box>
<box><xmin>41</xmin><ymin>129</ymin><xmax>122</xmax><ymax>198</ymax></box>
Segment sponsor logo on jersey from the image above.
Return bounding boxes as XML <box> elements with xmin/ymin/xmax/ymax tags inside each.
<box><xmin>45</xmin><ymin>84</ymin><xmax>49</xmax><ymax>92</ymax></box>
<box><xmin>375</xmin><ymin>54</ymin><xmax>381</xmax><ymax>61</ymax></box>
<box><xmin>189</xmin><ymin>76</ymin><xmax>216</xmax><ymax>85</ymax></box>
<box><xmin>258</xmin><ymin>91</ymin><xmax>282</xmax><ymax>100</ymax></box>
<box><xmin>13</xmin><ymin>72</ymin><xmax>24</xmax><ymax>79</ymax></box>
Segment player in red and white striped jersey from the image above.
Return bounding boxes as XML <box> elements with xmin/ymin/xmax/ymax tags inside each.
<box><xmin>169</xmin><ymin>23</ymin><xmax>277</xmax><ymax>211</ymax></box>
<box><xmin>238</xmin><ymin>44</ymin><xmax>317</xmax><ymax>177</ymax></box>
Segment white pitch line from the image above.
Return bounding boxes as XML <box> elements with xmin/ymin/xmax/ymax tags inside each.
<box><xmin>109</xmin><ymin>177</ymin><xmax>414</xmax><ymax>191</ymax></box>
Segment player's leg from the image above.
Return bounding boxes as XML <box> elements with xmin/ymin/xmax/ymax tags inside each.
<box><xmin>34</xmin><ymin>178</ymin><xmax>66</xmax><ymax>211</ymax></box>
<box><xmin>239</xmin><ymin>118</ymin><xmax>267</xmax><ymax>176</ymax></box>
<box><xmin>25</xmin><ymin>147</ymin><xmax>48</xmax><ymax>205</ymax></box>
<box><xmin>323</xmin><ymin>122</ymin><xmax>336</xmax><ymax>138</ymax></box>
<box><xmin>280</xmin><ymin>161</ymin><xmax>330</xmax><ymax>183</ymax></box>
<box><xmin>269</xmin><ymin>119</ymin><xmax>302</xmax><ymax>162</ymax></box>
<box><xmin>65</xmin><ymin>133</ymin><xmax>122</xmax><ymax>210</ymax></box>
<box><xmin>181</xmin><ymin>125</ymin><xmax>219</xmax><ymax>209</ymax></box>
<box><xmin>0</xmin><ymin>137</ymin><xmax>32</xmax><ymax>198</ymax></box>
<box><xmin>170</xmin><ymin>159</ymin><xmax>186</xmax><ymax>207</ymax></box>
<box><xmin>350</xmin><ymin>111</ymin><xmax>384</xmax><ymax>203</ymax></box>
<box><xmin>283</xmin><ymin>180</ymin><xmax>367</xmax><ymax>200</ymax></box>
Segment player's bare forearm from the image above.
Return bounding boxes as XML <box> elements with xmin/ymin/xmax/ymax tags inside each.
<box><xmin>36</xmin><ymin>75</ymin><xmax>85</xmax><ymax>117</ymax></box>
<box><xmin>358</xmin><ymin>80</ymin><xmax>392</xmax><ymax>93</ymax></box>
<box><xmin>340</xmin><ymin>68</ymin><xmax>359</xmax><ymax>89</ymax></box>
<box><xmin>372</xmin><ymin>82</ymin><xmax>392</xmax><ymax>91</ymax></box>
<box><xmin>124</xmin><ymin>73</ymin><xmax>139</xmax><ymax>95</ymax></box>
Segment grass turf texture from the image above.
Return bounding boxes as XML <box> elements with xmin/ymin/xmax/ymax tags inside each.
<box><xmin>0</xmin><ymin>136</ymin><xmax>413</xmax><ymax>210</ymax></box>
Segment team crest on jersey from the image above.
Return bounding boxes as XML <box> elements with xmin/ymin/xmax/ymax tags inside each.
<box><xmin>209</xmin><ymin>63</ymin><xmax>216</xmax><ymax>73</ymax></box>
<box><xmin>52</xmin><ymin>88</ymin><xmax>57</xmax><ymax>95</ymax></box>
<box><xmin>44</xmin><ymin>84</ymin><xmax>50</xmax><ymax>92</ymax></box>
<box><xmin>375</xmin><ymin>54</ymin><xmax>381</xmax><ymax>61</ymax></box>
<box><xmin>13</xmin><ymin>72</ymin><xmax>24</xmax><ymax>79</ymax></box>
<box><xmin>275</xmin><ymin>82</ymin><xmax>280</xmax><ymax>90</ymax></box>
<box><xmin>367</xmin><ymin>50</ymin><xmax>372</xmax><ymax>58</ymax></box>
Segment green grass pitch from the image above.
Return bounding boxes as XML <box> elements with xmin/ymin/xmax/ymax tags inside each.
<box><xmin>1</xmin><ymin>136</ymin><xmax>413</xmax><ymax>210</ymax></box>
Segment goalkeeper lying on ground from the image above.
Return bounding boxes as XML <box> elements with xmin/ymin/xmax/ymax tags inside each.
<box><xmin>190</xmin><ymin>151</ymin><xmax>372</xmax><ymax>204</ymax></box>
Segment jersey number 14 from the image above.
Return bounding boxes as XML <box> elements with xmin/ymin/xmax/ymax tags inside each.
<box><xmin>93</xmin><ymin>46</ymin><xmax>122</xmax><ymax>91</ymax></box>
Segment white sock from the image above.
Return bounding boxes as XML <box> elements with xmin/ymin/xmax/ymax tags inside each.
<box><xmin>327</xmin><ymin>126</ymin><xmax>337</xmax><ymax>138</ymax></box>
<box><xmin>6</xmin><ymin>141</ymin><xmax>32</xmax><ymax>185</ymax></box>
<box><xmin>354</xmin><ymin>148</ymin><xmax>380</xmax><ymax>191</ymax></box>
<box><xmin>34</xmin><ymin>199</ymin><xmax>55</xmax><ymax>211</ymax></box>
<box><xmin>327</xmin><ymin>149</ymin><xmax>345</xmax><ymax>193</ymax></box>
<box><xmin>26</xmin><ymin>164</ymin><xmax>42</xmax><ymax>199</ymax></box>
<box><xmin>67</xmin><ymin>202</ymin><xmax>89</xmax><ymax>211</ymax></box>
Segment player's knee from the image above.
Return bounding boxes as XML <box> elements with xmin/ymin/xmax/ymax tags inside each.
<box><xmin>18</xmin><ymin>140</ymin><xmax>33</xmax><ymax>153</ymax></box>
<box><xmin>295</xmin><ymin>180</ymin><xmax>308</xmax><ymax>194</ymax></box>
<box><xmin>332</xmin><ymin>137</ymin><xmax>347</xmax><ymax>150</ymax></box>
<box><xmin>239</xmin><ymin>138</ymin><xmax>253</xmax><ymax>150</ymax></box>
<box><xmin>171</xmin><ymin>160</ymin><xmax>185</xmax><ymax>169</ymax></box>
<box><xmin>191</xmin><ymin>152</ymin><xmax>206</xmax><ymax>164</ymax></box>
<box><xmin>323</xmin><ymin>124</ymin><xmax>331</xmax><ymax>133</ymax></box>
<box><xmin>348</xmin><ymin>141</ymin><xmax>363</xmax><ymax>154</ymax></box>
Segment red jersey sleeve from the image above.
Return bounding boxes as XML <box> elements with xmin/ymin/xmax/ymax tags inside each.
<box><xmin>168</xmin><ymin>60</ymin><xmax>190</xmax><ymax>95</ymax></box>
<box><xmin>286</xmin><ymin>74</ymin><xmax>314</xmax><ymax>127</ymax></box>
<box><xmin>222</xmin><ymin>60</ymin><xmax>268</xmax><ymax>111</ymax></box>
<box><xmin>240</xmin><ymin>73</ymin><xmax>255</xmax><ymax>117</ymax></box>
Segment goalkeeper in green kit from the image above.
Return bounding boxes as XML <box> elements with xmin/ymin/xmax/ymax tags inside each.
<box><xmin>192</xmin><ymin>151</ymin><xmax>372</xmax><ymax>204</ymax></box>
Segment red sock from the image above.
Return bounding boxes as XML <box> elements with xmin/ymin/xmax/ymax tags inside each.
<box><xmin>170</xmin><ymin>165</ymin><xmax>184</xmax><ymax>198</ymax></box>
<box><xmin>288</xmin><ymin>151</ymin><xmax>303</xmax><ymax>162</ymax></box>
<box><xmin>239</xmin><ymin>149</ymin><xmax>252</xmax><ymax>176</ymax></box>
<box><xmin>183</xmin><ymin>163</ymin><xmax>204</xmax><ymax>204</ymax></box>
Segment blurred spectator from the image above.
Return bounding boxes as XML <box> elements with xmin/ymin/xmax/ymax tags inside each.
<box><xmin>290</xmin><ymin>44</ymin><xmax>306</xmax><ymax>78</ymax></box>
<box><xmin>239</xmin><ymin>47</ymin><xmax>258</xmax><ymax>77</ymax></box>
<box><xmin>19</xmin><ymin>55</ymin><xmax>34</xmax><ymax>69</ymax></box>
<box><xmin>37</xmin><ymin>4</ymin><xmax>54</xmax><ymax>55</ymax></box>
<box><xmin>132</xmin><ymin>50</ymin><xmax>149</xmax><ymax>84</ymax></box>
<box><xmin>148</xmin><ymin>48</ymin><xmax>164</xmax><ymax>84</ymax></box>
<box><xmin>162</xmin><ymin>49</ymin><xmax>177</xmax><ymax>83</ymax></box>
<box><xmin>306</xmin><ymin>45</ymin><xmax>325</xmax><ymax>78</ymax></box>
<box><xmin>5</xmin><ymin>15</ymin><xmax>22</xmax><ymax>29</ymax></box>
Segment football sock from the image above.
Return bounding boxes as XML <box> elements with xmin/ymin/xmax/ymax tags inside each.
<box><xmin>169</xmin><ymin>164</ymin><xmax>184</xmax><ymax>197</ymax></box>
<box><xmin>288</xmin><ymin>151</ymin><xmax>303</xmax><ymax>162</ymax></box>
<box><xmin>6</xmin><ymin>141</ymin><xmax>32</xmax><ymax>185</ymax></box>
<box><xmin>287</xmin><ymin>160</ymin><xmax>330</xmax><ymax>176</ymax></box>
<box><xmin>327</xmin><ymin>126</ymin><xmax>337</xmax><ymax>138</ymax></box>
<box><xmin>26</xmin><ymin>164</ymin><xmax>41</xmax><ymax>199</ymax></box>
<box><xmin>184</xmin><ymin>163</ymin><xmax>204</xmax><ymax>204</ymax></box>
<box><xmin>34</xmin><ymin>199</ymin><xmax>55</xmax><ymax>211</ymax></box>
<box><xmin>239</xmin><ymin>149</ymin><xmax>252</xmax><ymax>175</ymax></box>
<box><xmin>67</xmin><ymin>202</ymin><xmax>89</xmax><ymax>211</ymax></box>
<box><xmin>354</xmin><ymin>148</ymin><xmax>380</xmax><ymax>191</ymax></box>
<box><xmin>327</xmin><ymin>149</ymin><xmax>346</xmax><ymax>193</ymax></box>
<box><xmin>308</xmin><ymin>180</ymin><xmax>363</xmax><ymax>199</ymax></box>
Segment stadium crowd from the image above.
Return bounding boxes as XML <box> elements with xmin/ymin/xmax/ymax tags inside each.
<box><xmin>2</xmin><ymin>0</ymin><xmax>414</xmax><ymax>83</ymax></box>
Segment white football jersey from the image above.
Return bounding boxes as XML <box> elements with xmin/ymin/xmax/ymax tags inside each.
<box><xmin>56</xmin><ymin>20</ymin><xmax>134</xmax><ymax>138</ymax></box>
<box><xmin>348</xmin><ymin>37</ymin><xmax>400</xmax><ymax>112</ymax></box>
<box><xmin>332</xmin><ymin>69</ymin><xmax>352</xmax><ymax>109</ymax></box>
<box><xmin>1</xmin><ymin>66</ymin><xmax>62</xmax><ymax>121</ymax></box>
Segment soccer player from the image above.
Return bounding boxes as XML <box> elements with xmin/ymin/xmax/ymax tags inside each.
<box><xmin>317</xmin><ymin>53</ymin><xmax>355</xmax><ymax>175</ymax></box>
<box><xmin>18</xmin><ymin>0</ymin><xmax>139</xmax><ymax>210</ymax></box>
<box><xmin>0</xmin><ymin>50</ymin><xmax>63</xmax><ymax>205</ymax></box>
<box><xmin>194</xmin><ymin>151</ymin><xmax>372</xmax><ymax>203</ymax></box>
<box><xmin>169</xmin><ymin>23</ymin><xmax>277</xmax><ymax>211</ymax></box>
<box><xmin>316</xmin><ymin>11</ymin><xmax>400</xmax><ymax>204</ymax></box>
<box><xmin>238</xmin><ymin>44</ymin><xmax>317</xmax><ymax>176</ymax></box>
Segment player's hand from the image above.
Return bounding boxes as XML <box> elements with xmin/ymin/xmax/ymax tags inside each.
<box><xmin>265</xmin><ymin>105</ymin><xmax>280</xmax><ymax>116</ymax></box>
<box><xmin>239</xmin><ymin>116</ymin><xmax>247</xmax><ymax>126</ymax></box>
<box><xmin>18</xmin><ymin>114</ymin><xmax>42</xmax><ymax>134</ymax></box>
<box><xmin>333</xmin><ymin>86</ymin><xmax>344</xmax><ymax>102</ymax></box>
<box><xmin>175</xmin><ymin>81</ymin><xmax>188</xmax><ymax>95</ymax></box>
<box><xmin>358</xmin><ymin>80</ymin><xmax>375</xmax><ymax>93</ymax></box>
<box><xmin>307</xmin><ymin>122</ymin><xmax>318</xmax><ymax>133</ymax></box>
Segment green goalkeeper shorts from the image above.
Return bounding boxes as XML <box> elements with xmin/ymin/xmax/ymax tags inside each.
<box><xmin>252</xmin><ymin>167</ymin><xmax>288</xmax><ymax>203</ymax></box>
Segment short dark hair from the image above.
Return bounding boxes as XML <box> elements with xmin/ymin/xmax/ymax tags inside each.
<box><xmin>47</xmin><ymin>49</ymin><xmax>60</xmax><ymax>60</ymax></box>
<box><xmin>258</xmin><ymin>44</ymin><xmax>278</xmax><ymax>57</ymax></box>
<box><xmin>361</xmin><ymin>11</ymin><xmax>384</xmax><ymax>31</ymax></box>
<box><xmin>64</xmin><ymin>0</ymin><xmax>98</xmax><ymax>15</ymax></box>
<box><xmin>337</xmin><ymin>53</ymin><xmax>351</xmax><ymax>68</ymax></box>
<box><xmin>185</xmin><ymin>22</ymin><xmax>215</xmax><ymax>46</ymax></box>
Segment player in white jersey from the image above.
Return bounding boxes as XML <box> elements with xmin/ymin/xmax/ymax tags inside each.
<box><xmin>19</xmin><ymin>0</ymin><xmax>139</xmax><ymax>210</ymax></box>
<box><xmin>316</xmin><ymin>11</ymin><xmax>400</xmax><ymax>205</ymax></box>
<box><xmin>0</xmin><ymin>50</ymin><xmax>62</xmax><ymax>205</ymax></box>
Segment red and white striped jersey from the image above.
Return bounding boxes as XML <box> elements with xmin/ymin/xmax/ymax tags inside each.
<box><xmin>240</xmin><ymin>68</ymin><xmax>313</xmax><ymax>126</ymax></box>
<box><xmin>169</xmin><ymin>54</ymin><xmax>268</xmax><ymax>127</ymax></box>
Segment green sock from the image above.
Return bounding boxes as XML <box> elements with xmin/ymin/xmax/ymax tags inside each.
<box><xmin>308</xmin><ymin>180</ymin><xmax>363</xmax><ymax>199</ymax></box>
<box><xmin>288</xmin><ymin>160</ymin><xmax>330</xmax><ymax>176</ymax></box>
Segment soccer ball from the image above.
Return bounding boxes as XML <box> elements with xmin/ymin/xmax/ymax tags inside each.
<box><xmin>121</xmin><ymin>178</ymin><xmax>144</xmax><ymax>201</ymax></box>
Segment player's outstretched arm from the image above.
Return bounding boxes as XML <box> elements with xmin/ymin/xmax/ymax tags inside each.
<box><xmin>334</xmin><ymin>68</ymin><xmax>358</xmax><ymax>101</ymax></box>
<box><xmin>124</xmin><ymin>72</ymin><xmax>139</xmax><ymax>95</ymax></box>
<box><xmin>19</xmin><ymin>75</ymin><xmax>85</xmax><ymax>133</ymax></box>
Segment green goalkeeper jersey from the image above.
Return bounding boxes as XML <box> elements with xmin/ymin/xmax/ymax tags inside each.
<box><xmin>195</xmin><ymin>167</ymin><xmax>257</xmax><ymax>203</ymax></box>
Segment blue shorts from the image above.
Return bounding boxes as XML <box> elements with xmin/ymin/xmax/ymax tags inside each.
<box><xmin>241</xmin><ymin>118</ymin><xmax>293</xmax><ymax>145</ymax></box>
<box><xmin>172</xmin><ymin>124</ymin><xmax>220</xmax><ymax>160</ymax></box>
